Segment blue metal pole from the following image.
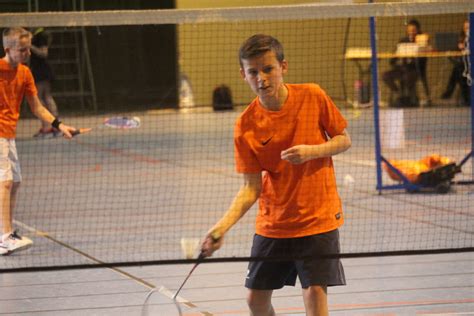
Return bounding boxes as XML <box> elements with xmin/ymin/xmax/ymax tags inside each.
<box><xmin>369</xmin><ymin>15</ymin><xmax>383</xmax><ymax>192</ymax></box>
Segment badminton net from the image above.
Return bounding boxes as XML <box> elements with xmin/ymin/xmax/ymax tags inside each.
<box><xmin>0</xmin><ymin>1</ymin><xmax>473</xmax><ymax>272</ymax></box>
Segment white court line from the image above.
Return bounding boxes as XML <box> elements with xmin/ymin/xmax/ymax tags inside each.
<box><xmin>157</xmin><ymin>285</ymin><xmax>201</xmax><ymax>308</ymax></box>
<box><xmin>333</xmin><ymin>156</ymin><xmax>376</xmax><ymax>167</ymax></box>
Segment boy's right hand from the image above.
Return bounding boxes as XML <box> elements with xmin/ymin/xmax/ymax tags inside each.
<box><xmin>201</xmin><ymin>232</ymin><xmax>223</xmax><ymax>257</ymax></box>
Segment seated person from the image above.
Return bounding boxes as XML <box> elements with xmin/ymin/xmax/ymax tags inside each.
<box><xmin>383</xmin><ymin>19</ymin><xmax>429</xmax><ymax>107</ymax></box>
<box><xmin>441</xmin><ymin>20</ymin><xmax>470</xmax><ymax>106</ymax></box>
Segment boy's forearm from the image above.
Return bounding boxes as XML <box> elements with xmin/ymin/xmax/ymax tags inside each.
<box><xmin>280</xmin><ymin>131</ymin><xmax>351</xmax><ymax>164</ymax></box>
<box><xmin>209</xmin><ymin>185</ymin><xmax>259</xmax><ymax>238</ymax></box>
<box><xmin>312</xmin><ymin>133</ymin><xmax>351</xmax><ymax>158</ymax></box>
<box><xmin>27</xmin><ymin>95</ymin><xmax>55</xmax><ymax>124</ymax></box>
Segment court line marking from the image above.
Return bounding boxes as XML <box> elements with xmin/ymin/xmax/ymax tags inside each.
<box><xmin>420</xmin><ymin>313</ymin><xmax>474</xmax><ymax>315</ymax></box>
<box><xmin>344</xmin><ymin>198</ymin><xmax>474</xmax><ymax>235</ymax></box>
<box><xmin>420</xmin><ymin>312</ymin><xmax>474</xmax><ymax>316</ymax></box>
<box><xmin>75</xmin><ymin>140</ymin><xmax>238</xmax><ymax>179</ymax></box>
<box><xmin>189</xmin><ymin>298</ymin><xmax>474</xmax><ymax>315</ymax></box>
<box><xmin>13</xmin><ymin>220</ymin><xmax>213</xmax><ymax>315</ymax></box>
<box><xmin>333</xmin><ymin>156</ymin><xmax>376</xmax><ymax>167</ymax></box>
<box><xmin>76</xmin><ymin>136</ymin><xmax>376</xmax><ymax>176</ymax></box>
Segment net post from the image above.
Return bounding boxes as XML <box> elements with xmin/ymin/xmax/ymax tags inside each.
<box><xmin>470</xmin><ymin>12</ymin><xmax>474</xmax><ymax>180</ymax></box>
<box><xmin>369</xmin><ymin>12</ymin><xmax>383</xmax><ymax>193</ymax></box>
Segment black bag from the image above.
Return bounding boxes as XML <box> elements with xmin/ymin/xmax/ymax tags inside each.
<box><xmin>212</xmin><ymin>85</ymin><xmax>234</xmax><ymax>111</ymax></box>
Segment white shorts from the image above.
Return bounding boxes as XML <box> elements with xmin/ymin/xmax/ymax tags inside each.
<box><xmin>0</xmin><ymin>138</ymin><xmax>22</xmax><ymax>182</ymax></box>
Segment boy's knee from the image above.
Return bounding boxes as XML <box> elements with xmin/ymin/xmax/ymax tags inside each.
<box><xmin>247</xmin><ymin>290</ymin><xmax>273</xmax><ymax>315</ymax></box>
<box><xmin>1</xmin><ymin>180</ymin><xmax>14</xmax><ymax>191</ymax></box>
<box><xmin>303</xmin><ymin>285</ymin><xmax>327</xmax><ymax>300</ymax></box>
<box><xmin>246</xmin><ymin>291</ymin><xmax>264</xmax><ymax>309</ymax></box>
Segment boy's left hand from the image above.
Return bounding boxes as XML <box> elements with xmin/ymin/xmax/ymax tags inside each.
<box><xmin>281</xmin><ymin>145</ymin><xmax>316</xmax><ymax>164</ymax></box>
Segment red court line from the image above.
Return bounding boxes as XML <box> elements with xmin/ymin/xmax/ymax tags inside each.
<box><xmin>190</xmin><ymin>298</ymin><xmax>474</xmax><ymax>315</ymax></box>
<box><xmin>330</xmin><ymin>298</ymin><xmax>474</xmax><ymax>310</ymax></box>
<box><xmin>344</xmin><ymin>199</ymin><xmax>474</xmax><ymax>235</ymax></box>
<box><xmin>77</xmin><ymin>140</ymin><xmax>164</xmax><ymax>164</ymax></box>
<box><xmin>76</xmin><ymin>140</ymin><xmax>237</xmax><ymax>178</ymax></box>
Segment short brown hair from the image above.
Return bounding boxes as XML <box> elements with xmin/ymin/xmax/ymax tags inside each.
<box><xmin>238</xmin><ymin>34</ymin><xmax>285</xmax><ymax>67</ymax></box>
<box><xmin>2</xmin><ymin>27</ymin><xmax>31</xmax><ymax>49</ymax></box>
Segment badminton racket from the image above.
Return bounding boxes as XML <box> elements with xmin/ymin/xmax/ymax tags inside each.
<box><xmin>141</xmin><ymin>235</ymin><xmax>220</xmax><ymax>315</ymax></box>
<box><xmin>141</xmin><ymin>238</ymin><xmax>201</xmax><ymax>316</ymax></box>
<box><xmin>71</xmin><ymin>116</ymin><xmax>141</xmax><ymax>136</ymax></box>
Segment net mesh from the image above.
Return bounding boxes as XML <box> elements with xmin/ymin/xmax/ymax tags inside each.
<box><xmin>0</xmin><ymin>1</ymin><xmax>473</xmax><ymax>272</ymax></box>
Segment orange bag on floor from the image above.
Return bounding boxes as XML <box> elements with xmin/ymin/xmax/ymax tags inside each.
<box><xmin>383</xmin><ymin>154</ymin><xmax>452</xmax><ymax>183</ymax></box>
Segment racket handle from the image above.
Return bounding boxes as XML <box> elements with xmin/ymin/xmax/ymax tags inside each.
<box><xmin>173</xmin><ymin>259</ymin><xmax>201</xmax><ymax>300</ymax></box>
<box><xmin>71</xmin><ymin>130</ymin><xmax>81</xmax><ymax>137</ymax></box>
<box><xmin>197</xmin><ymin>252</ymin><xmax>206</xmax><ymax>261</ymax></box>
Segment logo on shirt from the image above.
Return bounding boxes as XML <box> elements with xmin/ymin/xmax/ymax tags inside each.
<box><xmin>261</xmin><ymin>136</ymin><xmax>273</xmax><ymax>146</ymax></box>
<box><xmin>335</xmin><ymin>212</ymin><xmax>341</xmax><ymax>220</ymax></box>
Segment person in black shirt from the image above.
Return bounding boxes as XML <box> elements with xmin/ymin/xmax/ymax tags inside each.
<box><xmin>30</xmin><ymin>28</ymin><xmax>61</xmax><ymax>137</ymax></box>
<box><xmin>441</xmin><ymin>20</ymin><xmax>470</xmax><ymax>107</ymax></box>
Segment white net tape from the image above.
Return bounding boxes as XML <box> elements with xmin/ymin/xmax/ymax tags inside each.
<box><xmin>0</xmin><ymin>1</ymin><xmax>473</xmax><ymax>27</ymax></box>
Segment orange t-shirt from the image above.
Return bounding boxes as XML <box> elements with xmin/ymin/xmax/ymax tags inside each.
<box><xmin>234</xmin><ymin>83</ymin><xmax>347</xmax><ymax>238</ymax></box>
<box><xmin>0</xmin><ymin>59</ymin><xmax>37</xmax><ymax>139</ymax></box>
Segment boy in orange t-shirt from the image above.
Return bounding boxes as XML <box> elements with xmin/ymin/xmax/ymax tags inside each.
<box><xmin>201</xmin><ymin>34</ymin><xmax>351</xmax><ymax>315</ymax></box>
<box><xmin>0</xmin><ymin>28</ymin><xmax>79</xmax><ymax>255</ymax></box>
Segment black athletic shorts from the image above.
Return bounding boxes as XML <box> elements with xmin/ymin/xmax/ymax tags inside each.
<box><xmin>245</xmin><ymin>229</ymin><xmax>346</xmax><ymax>289</ymax></box>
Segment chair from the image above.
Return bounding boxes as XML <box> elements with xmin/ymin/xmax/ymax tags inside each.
<box><xmin>389</xmin><ymin>57</ymin><xmax>430</xmax><ymax>107</ymax></box>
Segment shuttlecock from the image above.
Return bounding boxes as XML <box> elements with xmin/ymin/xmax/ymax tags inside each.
<box><xmin>180</xmin><ymin>238</ymin><xmax>200</xmax><ymax>259</ymax></box>
<box><xmin>343</xmin><ymin>174</ymin><xmax>355</xmax><ymax>187</ymax></box>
